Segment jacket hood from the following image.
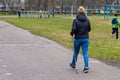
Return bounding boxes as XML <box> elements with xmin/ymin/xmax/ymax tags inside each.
<box><xmin>76</xmin><ymin>14</ymin><xmax>87</xmax><ymax>22</ymax></box>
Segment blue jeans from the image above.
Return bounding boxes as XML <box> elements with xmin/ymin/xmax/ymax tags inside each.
<box><xmin>71</xmin><ymin>39</ymin><xmax>89</xmax><ymax>68</ymax></box>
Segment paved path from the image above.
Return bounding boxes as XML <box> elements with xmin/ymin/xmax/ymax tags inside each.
<box><xmin>0</xmin><ymin>20</ymin><xmax>120</xmax><ymax>80</ymax></box>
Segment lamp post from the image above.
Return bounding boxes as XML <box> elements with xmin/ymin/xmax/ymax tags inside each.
<box><xmin>5</xmin><ymin>0</ymin><xmax>7</xmax><ymax>11</ymax></box>
<box><xmin>11</xmin><ymin>0</ymin><xmax>14</xmax><ymax>11</ymax></box>
<box><xmin>18</xmin><ymin>0</ymin><xmax>21</xmax><ymax>9</ymax></box>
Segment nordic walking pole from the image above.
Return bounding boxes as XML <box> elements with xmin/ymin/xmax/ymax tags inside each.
<box><xmin>72</xmin><ymin>36</ymin><xmax>78</xmax><ymax>74</ymax></box>
<box><xmin>75</xmin><ymin>56</ymin><xmax>78</xmax><ymax>74</ymax></box>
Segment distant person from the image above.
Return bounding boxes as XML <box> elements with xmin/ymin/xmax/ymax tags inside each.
<box><xmin>51</xmin><ymin>9</ymin><xmax>55</xmax><ymax>18</ymax></box>
<box><xmin>70</xmin><ymin>6</ymin><xmax>91</xmax><ymax>73</ymax></box>
<box><xmin>111</xmin><ymin>13</ymin><xmax>120</xmax><ymax>39</ymax></box>
<box><xmin>18</xmin><ymin>10</ymin><xmax>21</xmax><ymax>18</ymax></box>
<box><xmin>38</xmin><ymin>9</ymin><xmax>43</xmax><ymax>18</ymax></box>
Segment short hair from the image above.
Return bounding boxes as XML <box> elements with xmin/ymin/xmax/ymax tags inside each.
<box><xmin>78</xmin><ymin>6</ymin><xmax>85</xmax><ymax>14</ymax></box>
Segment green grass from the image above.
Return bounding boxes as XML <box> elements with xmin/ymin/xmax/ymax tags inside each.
<box><xmin>0</xmin><ymin>16</ymin><xmax>120</xmax><ymax>61</ymax></box>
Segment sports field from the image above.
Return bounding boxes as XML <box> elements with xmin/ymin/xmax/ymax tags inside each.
<box><xmin>0</xmin><ymin>15</ymin><xmax>120</xmax><ymax>61</ymax></box>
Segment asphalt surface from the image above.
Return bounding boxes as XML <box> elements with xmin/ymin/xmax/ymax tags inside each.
<box><xmin>0</xmin><ymin>20</ymin><xmax>120</xmax><ymax>80</ymax></box>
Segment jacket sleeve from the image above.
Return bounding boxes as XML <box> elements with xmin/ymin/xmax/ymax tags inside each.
<box><xmin>88</xmin><ymin>20</ymin><xmax>91</xmax><ymax>32</ymax></box>
<box><xmin>70</xmin><ymin>19</ymin><xmax>77</xmax><ymax>36</ymax></box>
<box><xmin>117</xmin><ymin>19</ymin><xmax>120</xmax><ymax>27</ymax></box>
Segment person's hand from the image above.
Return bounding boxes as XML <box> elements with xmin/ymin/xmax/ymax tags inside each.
<box><xmin>70</xmin><ymin>32</ymin><xmax>73</xmax><ymax>36</ymax></box>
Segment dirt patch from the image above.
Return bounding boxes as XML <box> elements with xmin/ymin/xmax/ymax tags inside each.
<box><xmin>97</xmin><ymin>59</ymin><xmax>120</xmax><ymax>69</ymax></box>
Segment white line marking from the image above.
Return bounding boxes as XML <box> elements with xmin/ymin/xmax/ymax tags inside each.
<box><xmin>2</xmin><ymin>65</ymin><xmax>7</xmax><ymax>68</ymax></box>
<box><xmin>0</xmin><ymin>43</ymin><xmax>57</xmax><ymax>47</ymax></box>
<box><xmin>6</xmin><ymin>73</ymin><xmax>12</xmax><ymax>76</ymax></box>
<box><xmin>89</xmin><ymin>60</ymin><xmax>101</xmax><ymax>64</ymax></box>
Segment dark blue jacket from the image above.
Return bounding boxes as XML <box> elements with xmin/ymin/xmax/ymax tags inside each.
<box><xmin>70</xmin><ymin>13</ymin><xmax>91</xmax><ymax>39</ymax></box>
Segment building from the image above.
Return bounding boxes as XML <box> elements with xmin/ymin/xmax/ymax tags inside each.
<box><xmin>0</xmin><ymin>2</ymin><xmax>4</xmax><ymax>11</ymax></box>
<box><xmin>0</xmin><ymin>0</ymin><xmax>25</xmax><ymax>11</ymax></box>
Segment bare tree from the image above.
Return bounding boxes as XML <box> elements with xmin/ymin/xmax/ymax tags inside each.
<box><xmin>1</xmin><ymin>0</ymin><xmax>119</xmax><ymax>12</ymax></box>
<box><xmin>37</xmin><ymin>0</ymin><xmax>42</xmax><ymax>10</ymax></box>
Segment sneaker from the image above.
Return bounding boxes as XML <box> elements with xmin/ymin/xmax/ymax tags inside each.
<box><xmin>70</xmin><ymin>63</ymin><xmax>75</xmax><ymax>69</ymax></box>
<box><xmin>83</xmin><ymin>68</ymin><xmax>89</xmax><ymax>73</ymax></box>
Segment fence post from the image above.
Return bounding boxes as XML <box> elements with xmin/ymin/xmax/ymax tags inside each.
<box><xmin>104</xmin><ymin>5</ymin><xmax>108</xmax><ymax>20</ymax></box>
<box><xmin>85</xmin><ymin>6</ymin><xmax>88</xmax><ymax>17</ymax></box>
<box><xmin>71</xmin><ymin>5</ymin><xmax>73</xmax><ymax>18</ymax></box>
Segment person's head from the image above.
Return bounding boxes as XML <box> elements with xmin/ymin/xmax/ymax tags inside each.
<box><xmin>78</xmin><ymin>6</ymin><xmax>85</xmax><ymax>14</ymax></box>
<box><xmin>114</xmin><ymin>13</ymin><xmax>118</xmax><ymax>17</ymax></box>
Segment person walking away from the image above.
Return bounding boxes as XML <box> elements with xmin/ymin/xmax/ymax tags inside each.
<box><xmin>18</xmin><ymin>10</ymin><xmax>21</xmax><ymax>18</ymax></box>
<box><xmin>70</xmin><ymin>6</ymin><xmax>91</xmax><ymax>73</ymax></box>
<box><xmin>38</xmin><ymin>9</ymin><xmax>43</xmax><ymax>18</ymax></box>
<box><xmin>51</xmin><ymin>9</ymin><xmax>55</xmax><ymax>18</ymax></box>
<box><xmin>111</xmin><ymin>14</ymin><xmax>120</xmax><ymax>40</ymax></box>
<box><xmin>40</xmin><ymin>10</ymin><xmax>43</xmax><ymax>18</ymax></box>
